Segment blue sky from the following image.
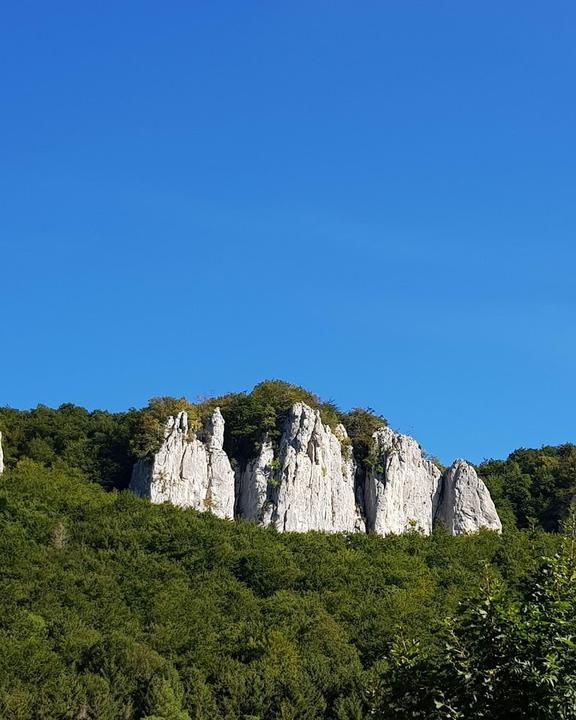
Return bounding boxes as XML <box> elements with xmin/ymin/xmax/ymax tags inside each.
<box><xmin>1</xmin><ymin>1</ymin><xmax>575</xmax><ymax>464</ymax></box>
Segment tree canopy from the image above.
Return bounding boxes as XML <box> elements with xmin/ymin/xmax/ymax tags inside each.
<box><xmin>1</xmin><ymin>381</ymin><xmax>575</xmax><ymax>717</ymax></box>
<box><xmin>0</xmin><ymin>458</ymin><xmax>564</xmax><ymax>719</ymax></box>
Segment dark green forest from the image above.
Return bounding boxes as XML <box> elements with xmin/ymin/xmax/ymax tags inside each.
<box><xmin>1</xmin><ymin>380</ymin><xmax>576</xmax><ymax>719</ymax></box>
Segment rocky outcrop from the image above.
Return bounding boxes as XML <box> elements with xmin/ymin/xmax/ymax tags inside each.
<box><xmin>363</xmin><ymin>428</ymin><xmax>500</xmax><ymax>535</ymax></box>
<box><xmin>0</xmin><ymin>431</ymin><xmax>3</xmax><ymax>475</ymax></box>
<box><xmin>365</xmin><ymin>427</ymin><xmax>442</xmax><ymax>534</ymax></box>
<box><xmin>129</xmin><ymin>408</ymin><xmax>235</xmax><ymax>518</ymax></box>
<box><xmin>237</xmin><ymin>440</ymin><xmax>275</xmax><ymax>525</ymax></box>
<box><xmin>129</xmin><ymin>401</ymin><xmax>500</xmax><ymax>536</ymax></box>
<box><xmin>436</xmin><ymin>459</ymin><xmax>502</xmax><ymax>534</ymax></box>
<box><xmin>238</xmin><ymin>404</ymin><xmax>364</xmax><ymax>533</ymax></box>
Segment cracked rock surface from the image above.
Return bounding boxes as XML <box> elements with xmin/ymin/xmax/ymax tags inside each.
<box><xmin>365</xmin><ymin>427</ymin><xmax>443</xmax><ymax>535</ymax></box>
<box><xmin>129</xmin><ymin>402</ymin><xmax>501</xmax><ymax>536</ymax></box>
<box><xmin>239</xmin><ymin>403</ymin><xmax>364</xmax><ymax>533</ymax></box>
<box><xmin>436</xmin><ymin>459</ymin><xmax>502</xmax><ymax>534</ymax></box>
<box><xmin>129</xmin><ymin>408</ymin><xmax>235</xmax><ymax>518</ymax></box>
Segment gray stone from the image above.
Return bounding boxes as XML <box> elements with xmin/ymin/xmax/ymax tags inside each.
<box><xmin>239</xmin><ymin>403</ymin><xmax>364</xmax><ymax>533</ymax></box>
<box><xmin>237</xmin><ymin>439</ymin><xmax>275</xmax><ymax>524</ymax></box>
<box><xmin>365</xmin><ymin>427</ymin><xmax>442</xmax><ymax>535</ymax></box>
<box><xmin>128</xmin><ymin>401</ymin><xmax>501</xmax><ymax>538</ymax></box>
<box><xmin>436</xmin><ymin>459</ymin><xmax>502</xmax><ymax>534</ymax></box>
<box><xmin>129</xmin><ymin>408</ymin><xmax>235</xmax><ymax>518</ymax></box>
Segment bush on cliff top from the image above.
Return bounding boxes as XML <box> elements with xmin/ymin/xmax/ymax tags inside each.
<box><xmin>124</xmin><ymin>380</ymin><xmax>387</xmax><ymax>468</ymax></box>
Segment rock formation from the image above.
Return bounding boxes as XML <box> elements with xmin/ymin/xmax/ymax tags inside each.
<box><xmin>365</xmin><ymin>427</ymin><xmax>442</xmax><ymax>535</ymax></box>
<box><xmin>0</xmin><ymin>431</ymin><xmax>3</xmax><ymax>475</ymax></box>
<box><xmin>236</xmin><ymin>440</ymin><xmax>275</xmax><ymax>525</ymax></box>
<box><xmin>130</xmin><ymin>401</ymin><xmax>501</xmax><ymax>536</ymax></box>
<box><xmin>238</xmin><ymin>403</ymin><xmax>364</xmax><ymax>533</ymax></box>
<box><xmin>129</xmin><ymin>408</ymin><xmax>235</xmax><ymax>518</ymax></box>
<box><xmin>435</xmin><ymin>459</ymin><xmax>502</xmax><ymax>534</ymax></box>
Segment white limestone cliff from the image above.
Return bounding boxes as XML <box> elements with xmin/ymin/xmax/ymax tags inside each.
<box><xmin>436</xmin><ymin>459</ymin><xmax>502</xmax><ymax>534</ymax></box>
<box><xmin>129</xmin><ymin>408</ymin><xmax>235</xmax><ymax>518</ymax></box>
<box><xmin>237</xmin><ymin>439</ymin><xmax>275</xmax><ymax>525</ymax></box>
<box><xmin>238</xmin><ymin>403</ymin><xmax>364</xmax><ymax>533</ymax></box>
<box><xmin>365</xmin><ymin>427</ymin><xmax>443</xmax><ymax>535</ymax></box>
<box><xmin>128</xmin><ymin>402</ymin><xmax>501</xmax><ymax>537</ymax></box>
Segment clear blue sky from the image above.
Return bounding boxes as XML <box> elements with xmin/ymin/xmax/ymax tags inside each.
<box><xmin>1</xmin><ymin>1</ymin><xmax>575</xmax><ymax>464</ymax></box>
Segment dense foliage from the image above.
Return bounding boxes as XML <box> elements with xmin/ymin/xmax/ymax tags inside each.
<box><xmin>373</xmin><ymin>515</ymin><xmax>576</xmax><ymax>719</ymax></box>
<box><xmin>209</xmin><ymin>380</ymin><xmax>346</xmax><ymax>464</ymax></box>
<box><xmin>0</xmin><ymin>380</ymin><xmax>387</xmax><ymax>484</ymax></box>
<box><xmin>0</xmin><ymin>403</ymin><xmax>138</xmax><ymax>490</ymax></box>
<box><xmin>0</xmin><ymin>459</ymin><xmax>563</xmax><ymax>719</ymax></box>
<box><xmin>1</xmin><ymin>380</ymin><xmax>576</xmax><ymax>718</ymax></box>
<box><xmin>479</xmin><ymin>444</ymin><xmax>576</xmax><ymax>530</ymax></box>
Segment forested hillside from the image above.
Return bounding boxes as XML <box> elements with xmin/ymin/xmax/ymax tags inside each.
<box><xmin>479</xmin><ymin>444</ymin><xmax>576</xmax><ymax>531</ymax></box>
<box><xmin>1</xmin><ymin>380</ymin><xmax>575</xmax><ymax>531</ymax></box>
<box><xmin>0</xmin><ymin>459</ymin><xmax>569</xmax><ymax>719</ymax></box>
<box><xmin>1</xmin><ymin>381</ymin><xmax>576</xmax><ymax>718</ymax></box>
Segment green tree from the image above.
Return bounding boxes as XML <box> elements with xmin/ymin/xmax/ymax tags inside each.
<box><xmin>373</xmin><ymin>512</ymin><xmax>576</xmax><ymax>719</ymax></box>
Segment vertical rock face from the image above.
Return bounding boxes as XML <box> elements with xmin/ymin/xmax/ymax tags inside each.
<box><xmin>365</xmin><ymin>427</ymin><xmax>442</xmax><ymax>535</ymax></box>
<box><xmin>238</xmin><ymin>403</ymin><xmax>364</xmax><ymax>533</ymax></box>
<box><xmin>128</xmin><ymin>401</ymin><xmax>501</xmax><ymax>536</ymax></box>
<box><xmin>237</xmin><ymin>440</ymin><xmax>275</xmax><ymax>525</ymax></box>
<box><xmin>436</xmin><ymin>459</ymin><xmax>502</xmax><ymax>534</ymax></box>
<box><xmin>0</xmin><ymin>431</ymin><xmax>4</xmax><ymax>475</ymax></box>
<box><xmin>203</xmin><ymin>408</ymin><xmax>236</xmax><ymax>517</ymax></box>
<box><xmin>129</xmin><ymin>408</ymin><xmax>235</xmax><ymax>518</ymax></box>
